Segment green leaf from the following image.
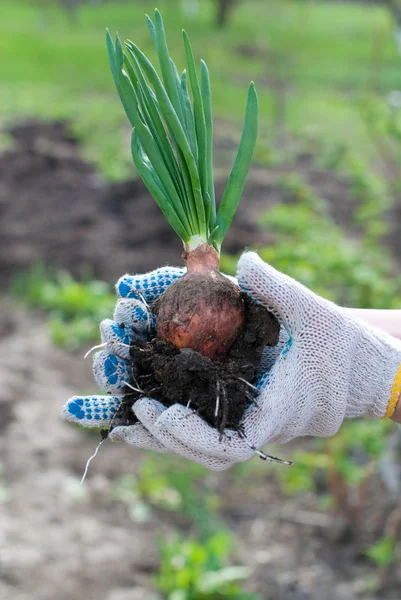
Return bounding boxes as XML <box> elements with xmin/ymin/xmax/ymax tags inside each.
<box><xmin>106</xmin><ymin>31</ymin><xmax>137</xmax><ymax>128</ymax></box>
<box><xmin>124</xmin><ymin>47</ymin><xmax>195</xmax><ymax>234</ymax></box>
<box><xmin>145</xmin><ymin>14</ymin><xmax>157</xmax><ymax>45</ymax></box>
<box><xmin>128</xmin><ymin>42</ymin><xmax>206</xmax><ymax>236</ymax></box>
<box><xmin>133</xmin><ymin>114</ymin><xmax>193</xmax><ymax>236</ymax></box>
<box><xmin>154</xmin><ymin>9</ymin><xmax>184</xmax><ymax>122</ymax></box>
<box><xmin>107</xmin><ymin>12</ymin><xmax>255</xmax><ymax>248</ymax></box>
<box><xmin>208</xmin><ymin>225</ymin><xmax>220</xmax><ymax>245</ymax></box>
<box><xmin>180</xmin><ymin>70</ymin><xmax>198</xmax><ymax>161</ymax></box>
<box><xmin>111</xmin><ymin>43</ymin><xmax>192</xmax><ymax>239</ymax></box>
<box><xmin>131</xmin><ymin>129</ymin><xmax>189</xmax><ymax>242</ymax></box>
<box><xmin>183</xmin><ymin>31</ymin><xmax>208</xmax><ymax>206</ymax></box>
<box><xmin>366</xmin><ymin>535</ymin><xmax>397</xmax><ymax>568</ymax></box>
<box><xmin>204</xmin><ymin>191</ymin><xmax>212</xmax><ymax>229</ymax></box>
<box><xmin>215</xmin><ymin>82</ymin><xmax>259</xmax><ymax>247</ymax></box>
<box><xmin>200</xmin><ymin>59</ymin><xmax>216</xmax><ymax>229</ymax></box>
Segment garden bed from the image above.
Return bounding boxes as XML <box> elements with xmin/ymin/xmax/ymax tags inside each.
<box><xmin>0</xmin><ymin>119</ymin><xmax>366</xmax><ymax>286</ymax></box>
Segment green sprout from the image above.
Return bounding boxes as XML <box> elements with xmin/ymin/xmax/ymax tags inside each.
<box><xmin>106</xmin><ymin>8</ymin><xmax>258</xmax><ymax>253</ymax></box>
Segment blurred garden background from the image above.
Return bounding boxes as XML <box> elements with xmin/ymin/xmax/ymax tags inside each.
<box><xmin>1</xmin><ymin>1</ymin><xmax>401</xmax><ymax>599</ymax></box>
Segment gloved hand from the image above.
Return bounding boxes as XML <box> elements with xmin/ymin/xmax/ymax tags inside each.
<box><xmin>62</xmin><ymin>264</ymin><xmax>246</xmax><ymax>470</ymax></box>
<box><xmin>63</xmin><ymin>252</ymin><xmax>401</xmax><ymax>471</ymax></box>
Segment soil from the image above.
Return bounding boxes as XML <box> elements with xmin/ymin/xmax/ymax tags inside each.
<box><xmin>119</xmin><ymin>296</ymin><xmax>279</xmax><ymax>433</ymax></box>
<box><xmin>1</xmin><ymin>306</ymin><xmax>400</xmax><ymax>600</ymax></box>
<box><xmin>1</xmin><ymin>119</ymin><xmax>401</xmax><ymax>600</ymax></box>
<box><xmin>0</xmin><ymin>119</ymin><xmax>372</xmax><ymax>287</ymax></box>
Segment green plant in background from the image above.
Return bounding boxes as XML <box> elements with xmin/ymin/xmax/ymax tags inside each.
<box><xmin>366</xmin><ymin>534</ymin><xmax>398</xmax><ymax>568</ymax></box>
<box><xmin>109</xmin><ymin>470</ymin><xmax>181</xmax><ymax>524</ymax></box>
<box><xmin>277</xmin><ymin>418</ymin><xmax>395</xmax><ymax>520</ymax></box>
<box><xmin>222</xmin><ymin>174</ymin><xmax>401</xmax><ymax>309</ymax></box>
<box><xmin>110</xmin><ymin>455</ymin><xmax>261</xmax><ymax>598</ymax></box>
<box><xmin>153</xmin><ymin>531</ymin><xmax>263</xmax><ymax>600</ymax></box>
<box><xmin>276</xmin><ymin>449</ymin><xmax>332</xmax><ymax>498</ymax></box>
<box><xmin>2</xmin><ymin>0</ymin><xmax>401</xmax><ymax>179</ymax></box>
<box><xmin>111</xmin><ymin>454</ymin><xmax>221</xmax><ymax>537</ymax></box>
<box><xmin>11</xmin><ymin>264</ymin><xmax>115</xmax><ymax>349</ymax></box>
<box><xmin>0</xmin><ymin>475</ymin><xmax>11</xmax><ymax>504</ymax></box>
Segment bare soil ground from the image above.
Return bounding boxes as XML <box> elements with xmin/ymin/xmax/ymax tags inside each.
<box><xmin>1</xmin><ymin>121</ymin><xmax>400</xmax><ymax>600</ymax></box>
<box><xmin>0</xmin><ymin>120</ymin><xmax>356</xmax><ymax>286</ymax></box>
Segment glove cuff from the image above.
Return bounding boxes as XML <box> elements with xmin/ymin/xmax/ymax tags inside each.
<box><xmin>386</xmin><ymin>363</ymin><xmax>401</xmax><ymax>418</ymax></box>
<box><xmin>346</xmin><ymin>320</ymin><xmax>401</xmax><ymax>420</ymax></box>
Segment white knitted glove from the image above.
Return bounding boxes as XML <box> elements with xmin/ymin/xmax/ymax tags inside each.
<box><xmin>63</xmin><ymin>252</ymin><xmax>401</xmax><ymax>471</ymax></box>
<box><xmin>63</xmin><ymin>265</ymin><xmax>267</xmax><ymax>470</ymax></box>
<box><xmin>130</xmin><ymin>252</ymin><xmax>401</xmax><ymax>469</ymax></box>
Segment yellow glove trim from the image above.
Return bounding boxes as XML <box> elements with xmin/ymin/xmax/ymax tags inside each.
<box><xmin>386</xmin><ymin>364</ymin><xmax>401</xmax><ymax>418</ymax></box>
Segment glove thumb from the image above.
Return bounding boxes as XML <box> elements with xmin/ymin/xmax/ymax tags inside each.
<box><xmin>237</xmin><ymin>252</ymin><xmax>314</xmax><ymax>333</ymax></box>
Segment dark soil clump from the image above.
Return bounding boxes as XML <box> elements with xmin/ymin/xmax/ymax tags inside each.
<box><xmin>116</xmin><ymin>296</ymin><xmax>279</xmax><ymax>434</ymax></box>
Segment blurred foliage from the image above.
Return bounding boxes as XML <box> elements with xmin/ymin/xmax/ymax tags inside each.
<box><xmin>1</xmin><ymin>0</ymin><xmax>400</xmax><ymax>178</ymax></box>
<box><xmin>153</xmin><ymin>531</ymin><xmax>262</xmax><ymax>600</ymax></box>
<box><xmin>366</xmin><ymin>535</ymin><xmax>398</xmax><ymax>568</ymax></box>
<box><xmin>222</xmin><ymin>173</ymin><xmax>401</xmax><ymax>308</ymax></box>
<box><xmin>0</xmin><ymin>475</ymin><xmax>11</xmax><ymax>504</ymax></box>
<box><xmin>11</xmin><ymin>264</ymin><xmax>115</xmax><ymax>349</ymax></box>
<box><xmin>277</xmin><ymin>419</ymin><xmax>394</xmax><ymax>512</ymax></box>
<box><xmin>111</xmin><ymin>454</ymin><xmax>221</xmax><ymax>537</ymax></box>
<box><xmin>111</xmin><ymin>454</ymin><xmax>261</xmax><ymax>598</ymax></box>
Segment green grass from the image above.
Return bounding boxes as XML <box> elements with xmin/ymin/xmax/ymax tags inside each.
<box><xmin>11</xmin><ymin>264</ymin><xmax>115</xmax><ymax>349</ymax></box>
<box><xmin>0</xmin><ymin>0</ymin><xmax>399</xmax><ymax>177</ymax></box>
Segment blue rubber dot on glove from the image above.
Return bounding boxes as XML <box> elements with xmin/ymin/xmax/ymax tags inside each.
<box><xmin>104</xmin><ymin>354</ymin><xmax>119</xmax><ymax>376</ymax></box>
<box><xmin>118</xmin><ymin>278</ymin><xmax>133</xmax><ymax>298</ymax></box>
<box><xmin>67</xmin><ymin>398</ymin><xmax>85</xmax><ymax>420</ymax></box>
<box><xmin>111</xmin><ymin>322</ymin><xmax>132</xmax><ymax>345</ymax></box>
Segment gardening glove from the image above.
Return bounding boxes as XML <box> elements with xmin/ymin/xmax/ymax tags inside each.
<box><xmin>129</xmin><ymin>252</ymin><xmax>401</xmax><ymax>469</ymax></box>
<box><xmin>62</xmin><ymin>265</ymin><xmax>286</xmax><ymax>470</ymax></box>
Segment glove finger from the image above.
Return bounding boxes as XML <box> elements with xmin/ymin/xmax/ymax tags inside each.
<box><xmin>63</xmin><ymin>395</ymin><xmax>122</xmax><ymax>427</ymax></box>
<box><xmin>100</xmin><ymin>319</ymin><xmax>135</xmax><ymax>360</ymax></box>
<box><xmin>237</xmin><ymin>251</ymin><xmax>315</xmax><ymax>333</ymax></box>
<box><xmin>155</xmin><ymin>404</ymin><xmax>254</xmax><ymax>463</ymax></box>
<box><xmin>113</xmin><ymin>298</ymin><xmax>156</xmax><ymax>338</ymax></box>
<box><xmin>93</xmin><ymin>350</ymin><xmax>132</xmax><ymax>394</ymax></box>
<box><xmin>108</xmin><ymin>423</ymin><xmax>170</xmax><ymax>453</ymax></box>
<box><xmin>133</xmin><ymin>398</ymin><xmax>233</xmax><ymax>471</ymax></box>
<box><xmin>116</xmin><ymin>266</ymin><xmax>185</xmax><ymax>304</ymax></box>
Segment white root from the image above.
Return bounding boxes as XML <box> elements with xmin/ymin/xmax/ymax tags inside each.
<box><xmin>236</xmin><ymin>377</ymin><xmax>260</xmax><ymax>394</ymax></box>
<box><xmin>84</xmin><ymin>342</ymin><xmax>108</xmax><ymax>359</ymax></box>
<box><xmin>121</xmin><ymin>380</ymin><xmax>144</xmax><ymax>394</ymax></box>
<box><xmin>138</xmin><ymin>292</ymin><xmax>152</xmax><ymax>335</ymax></box>
<box><xmin>215</xmin><ymin>380</ymin><xmax>220</xmax><ymax>417</ymax></box>
<box><xmin>84</xmin><ymin>341</ymin><xmax>131</xmax><ymax>359</ymax></box>
<box><xmin>80</xmin><ymin>439</ymin><xmax>105</xmax><ymax>485</ymax></box>
<box><xmin>240</xmin><ymin>434</ymin><xmax>293</xmax><ymax>466</ymax></box>
<box><xmin>80</xmin><ymin>399</ymin><xmax>123</xmax><ymax>485</ymax></box>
